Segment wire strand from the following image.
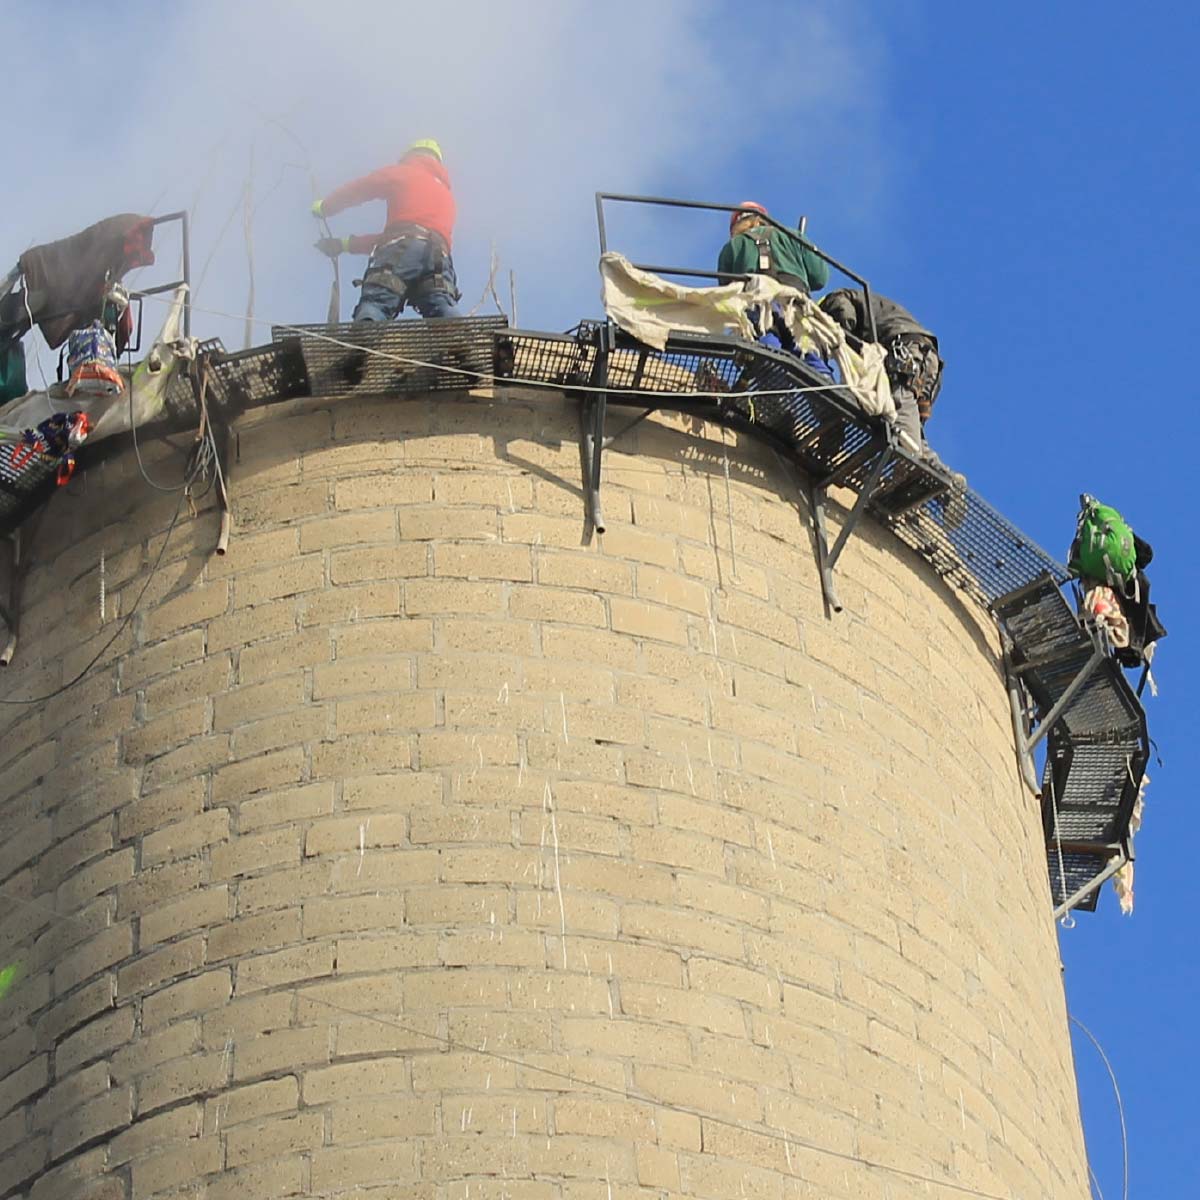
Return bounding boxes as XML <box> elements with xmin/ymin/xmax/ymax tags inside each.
<box><xmin>1070</xmin><ymin>1014</ymin><xmax>1129</xmax><ymax>1200</ymax></box>
<box><xmin>0</xmin><ymin>487</ymin><xmax>187</xmax><ymax>705</ymax></box>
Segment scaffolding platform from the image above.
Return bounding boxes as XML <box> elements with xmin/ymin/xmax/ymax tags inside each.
<box><xmin>995</xmin><ymin>574</ymin><xmax>1148</xmax><ymax>912</ymax></box>
<box><xmin>273</xmin><ymin>317</ymin><xmax>506</xmax><ymax>399</ymax></box>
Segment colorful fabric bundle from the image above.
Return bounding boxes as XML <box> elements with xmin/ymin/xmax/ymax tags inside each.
<box><xmin>1083</xmin><ymin>583</ymin><xmax>1130</xmax><ymax>648</ymax></box>
<box><xmin>65</xmin><ymin>321</ymin><xmax>123</xmax><ymax>397</ymax></box>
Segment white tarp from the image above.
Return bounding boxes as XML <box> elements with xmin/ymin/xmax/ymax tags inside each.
<box><xmin>598</xmin><ymin>252</ymin><xmax>895</xmax><ymax>420</ymax></box>
<box><xmin>0</xmin><ymin>285</ymin><xmax>192</xmax><ymax>443</ymax></box>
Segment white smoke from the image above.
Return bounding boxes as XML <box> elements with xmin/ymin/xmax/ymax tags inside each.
<box><xmin>3</xmin><ymin>0</ymin><xmax>891</xmax><ymax>355</ymax></box>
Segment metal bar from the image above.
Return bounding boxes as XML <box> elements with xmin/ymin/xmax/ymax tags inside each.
<box><xmin>810</xmin><ymin>485</ymin><xmax>841</xmax><ymax>614</ymax></box>
<box><xmin>595</xmin><ymin>192</ymin><xmax>872</xmax><ymax>288</ymax></box>
<box><xmin>1135</xmin><ymin>662</ymin><xmax>1151</xmax><ymax>698</ymax></box>
<box><xmin>1002</xmin><ymin>637</ymin><xmax>1041</xmax><ymax>797</ymax></box>
<box><xmin>628</xmin><ymin>264</ymin><xmax>750</xmax><ymax>283</ymax></box>
<box><xmin>595</xmin><ymin>193</ymin><xmax>608</xmax><ymax>256</ymax></box>
<box><xmin>0</xmin><ymin>529</ymin><xmax>21</xmax><ymax>666</ymax></box>
<box><xmin>1057</xmin><ymin>841</ymin><xmax>1125</xmax><ymax>855</ymax></box>
<box><xmin>179</xmin><ymin>210</ymin><xmax>191</xmax><ymax>338</ymax></box>
<box><xmin>605</xmin><ymin>408</ymin><xmax>655</xmax><ymax>446</ymax></box>
<box><xmin>1052</xmin><ymin>853</ymin><xmax>1126</xmax><ymax>921</ymax></box>
<box><xmin>590</xmin><ymin>393</ymin><xmax>607</xmax><ymax>535</ymax></box>
<box><xmin>1027</xmin><ymin>649</ymin><xmax>1106</xmax><ymax>750</ymax></box>
<box><xmin>130</xmin><ymin>280</ymin><xmax>186</xmax><ymax>298</ymax></box>
<box><xmin>826</xmin><ymin>449</ymin><xmax>892</xmax><ymax>570</ymax></box>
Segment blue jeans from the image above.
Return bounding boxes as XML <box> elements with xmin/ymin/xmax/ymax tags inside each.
<box><xmin>353</xmin><ymin>235</ymin><xmax>461</xmax><ymax>321</ymax></box>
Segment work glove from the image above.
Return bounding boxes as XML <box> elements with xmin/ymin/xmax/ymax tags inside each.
<box><xmin>315</xmin><ymin>236</ymin><xmax>349</xmax><ymax>258</ymax></box>
<box><xmin>311</xmin><ymin>199</ymin><xmax>325</xmax><ymax>218</ymax></box>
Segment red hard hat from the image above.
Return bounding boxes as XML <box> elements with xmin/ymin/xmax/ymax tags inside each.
<box><xmin>730</xmin><ymin>201</ymin><xmax>768</xmax><ymax>231</ymax></box>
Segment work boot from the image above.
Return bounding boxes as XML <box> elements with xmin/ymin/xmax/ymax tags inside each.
<box><xmin>938</xmin><ymin>470</ymin><xmax>968</xmax><ymax>530</ymax></box>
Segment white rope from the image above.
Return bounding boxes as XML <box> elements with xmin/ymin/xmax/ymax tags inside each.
<box><xmin>1047</xmin><ymin>766</ymin><xmax>1075</xmax><ymax>928</ymax></box>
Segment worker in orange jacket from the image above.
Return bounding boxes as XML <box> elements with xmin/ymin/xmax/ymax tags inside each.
<box><xmin>312</xmin><ymin>139</ymin><xmax>461</xmax><ymax>321</ymax></box>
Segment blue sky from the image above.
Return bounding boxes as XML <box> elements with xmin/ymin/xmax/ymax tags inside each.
<box><xmin>5</xmin><ymin>0</ymin><xmax>1198</xmax><ymax>1194</ymax></box>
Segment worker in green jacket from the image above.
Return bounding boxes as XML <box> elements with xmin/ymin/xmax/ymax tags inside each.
<box><xmin>716</xmin><ymin>201</ymin><xmax>829</xmax><ymax>295</ymax></box>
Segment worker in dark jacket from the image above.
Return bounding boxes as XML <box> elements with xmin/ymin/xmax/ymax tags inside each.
<box><xmin>312</xmin><ymin>139</ymin><xmax>461</xmax><ymax>321</ymax></box>
<box><xmin>820</xmin><ymin>287</ymin><xmax>951</xmax><ymax>470</ymax></box>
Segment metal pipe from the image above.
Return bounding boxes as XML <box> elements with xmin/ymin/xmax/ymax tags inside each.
<box><xmin>595</xmin><ymin>192</ymin><xmax>873</xmax><ymax>288</ymax></box>
<box><xmin>826</xmin><ymin>449</ymin><xmax>891</xmax><ymax>570</ymax></box>
<box><xmin>594</xmin><ymin>193</ymin><xmax>608</xmax><ymax>256</ymax></box>
<box><xmin>1002</xmin><ymin>638</ymin><xmax>1041</xmax><ymax>797</ymax></box>
<box><xmin>1027</xmin><ymin>649</ymin><xmax>1105</xmax><ymax>750</ymax></box>
<box><xmin>1052</xmin><ymin>853</ymin><xmax>1126</xmax><ymax>921</ymax></box>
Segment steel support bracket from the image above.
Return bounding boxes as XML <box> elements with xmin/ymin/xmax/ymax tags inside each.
<box><xmin>1052</xmin><ymin>846</ymin><xmax>1129</xmax><ymax>922</ymax></box>
<box><xmin>579</xmin><ymin>323</ymin><xmax>611</xmax><ymax>535</ymax></box>
<box><xmin>810</xmin><ymin>447</ymin><xmax>894</xmax><ymax>617</ymax></box>
<box><xmin>1026</xmin><ymin>647</ymin><xmax>1106</xmax><ymax>751</ymax></box>
<box><xmin>0</xmin><ymin>527</ymin><xmax>29</xmax><ymax>667</ymax></box>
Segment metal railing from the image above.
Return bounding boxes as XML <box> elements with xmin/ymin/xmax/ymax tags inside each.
<box><xmin>594</xmin><ymin>192</ymin><xmax>878</xmax><ymax>343</ymax></box>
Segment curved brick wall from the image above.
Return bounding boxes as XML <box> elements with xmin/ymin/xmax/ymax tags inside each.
<box><xmin>0</xmin><ymin>388</ymin><xmax>1088</xmax><ymax>1199</ymax></box>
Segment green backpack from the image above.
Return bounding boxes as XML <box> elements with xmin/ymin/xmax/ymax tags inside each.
<box><xmin>1070</xmin><ymin>495</ymin><xmax>1137</xmax><ymax>586</ymax></box>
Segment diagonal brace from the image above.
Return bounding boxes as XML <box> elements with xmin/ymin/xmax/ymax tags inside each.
<box><xmin>826</xmin><ymin>448</ymin><xmax>893</xmax><ymax>571</ymax></box>
<box><xmin>1027</xmin><ymin>647</ymin><xmax>1105</xmax><ymax>750</ymax></box>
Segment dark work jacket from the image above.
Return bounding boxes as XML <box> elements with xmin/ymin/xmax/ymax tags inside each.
<box><xmin>820</xmin><ymin>288</ymin><xmax>937</xmax><ymax>350</ymax></box>
<box><xmin>2</xmin><ymin>214</ymin><xmax>155</xmax><ymax>349</ymax></box>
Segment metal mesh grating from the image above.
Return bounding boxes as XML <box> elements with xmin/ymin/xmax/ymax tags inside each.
<box><xmin>501</xmin><ymin>325</ymin><xmax>1069</xmax><ymax>612</ymax></box>
<box><xmin>888</xmin><ymin>491</ymin><xmax>1070</xmax><ymax>608</ymax></box>
<box><xmin>1048</xmin><ymin>849</ymin><xmax>1110</xmax><ymax>911</ymax></box>
<box><xmin>276</xmin><ymin>317</ymin><xmax>506</xmax><ymax>398</ymax></box>
<box><xmin>0</xmin><ymin>439</ymin><xmax>71</xmax><ymax>530</ymax></box>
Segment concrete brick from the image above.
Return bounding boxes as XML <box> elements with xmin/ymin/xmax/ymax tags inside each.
<box><xmin>536</xmin><ymin>551</ymin><xmax>634</xmax><ymax>595</ymax></box>
<box><xmin>118</xmin><ymin>935</ymin><xmax>205</xmax><ymax>999</ymax></box>
<box><xmin>311</xmin><ymin>733</ymin><xmax>412</xmax><ymax>777</ymax></box>
<box><xmin>143</xmin><ymin>582</ymin><xmax>228</xmax><ymax>643</ymax></box>
<box><xmin>210</xmin><ymin>825</ymin><xmax>301</xmax><ymax>879</ymax></box>
<box><xmin>302</xmin><ymin>894</ymin><xmax>404</xmax><ymax>939</ymax></box>
<box><xmin>237</xmin><ymin>628</ymin><xmax>331</xmax><ymax>684</ymax></box>
<box><xmin>310</xmin><ymin>1142</ymin><xmax>418</xmax><ymax>1193</ymax></box>
<box><xmin>334</xmin><ymin>617</ymin><xmax>433</xmax><ymax>658</ymax></box>
<box><xmin>400</xmin><ymin>507</ymin><xmax>498</xmax><ymax>541</ymax></box>
<box><xmin>212</xmin><ymin>748</ymin><xmax>305</xmax><ymax>804</ymax></box>
<box><xmin>234</xmin><ymin>1027</ymin><xmax>330</xmax><ymax>1082</ymax></box>
<box><xmin>108</xmin><ymin>1103</ymin><xmax>202</xmax><ymax>1167</ymax></box>
<box><xmin>336</xmin><ymin>471</ymin><xmax>433</xmax><ymax>509</ymax></box>
<box><xmin>207</xmin><ymin>599</ymin><xmax>297</xmax><ymax>654</ymax></box>
<box><xmin>610</xmin><ymin>597</ymin><xmax>690</xmax><ymax>645</ymax></box>
<box><xmin>404</xmin><ymin>578</ymin><xmax>504</xmax><ymax>615</ymax></box>
<box><xmin>239</xmin><ymin>782</ymin><xmax>335</xmax><ymax>831</ymax></box>
<box><xmin>139</xmin><ymin>885</ymin><xmax>229</xmax><ymax>947</ymax></box>
<box><xmin>330</xmin><ymin>543</ymin><xmax>428</xmax><ymax>585</ymax></box>
<box><xmin>143</xmin><ymin>969</ymin><xmax>232</xmax><ymax>1031</ymax></box>
<box><xmin>299</xmin><ymin>580</ymin><xmax>402</xmax><ymax>627</ymax></box>
<box><xmin>141</xmin><ymin>735</ymin><xmax>229</xmax><ymax>793</ymax></box>
<box><xmin>233</xmin><ymin>479</ymin><xmax>328</xmax><ymax>530</ymax></box>
<box><xmin>118</xmin><ymin>777</ymin><xmax>206</xmax><ymax>843</ymax></box>
<box><xmin>129</xmin><ymin>1136</ymin><xmax>222</xmax><ymax>1198</ymax></box>
<box><xmin>231</xmin><ymin>705</ymin><xmax>328</xmax><ymax>758</ymax></box>
<box><xmin>234</xmin><ymin>942</ymin><xmax>335</xmax><ymax>993</ymax></box>
<box><xmin>141</xmin><ymin>808</ymin><xmax>229</xmax><ymax>867</ymax></box>
<box><xmin>436</xmin><ymin>542</ymin><xmax>533</xmax><ymax>581</ymax></box>
<box><xmin>53</xmin><ymin>923</ymin><xmax>133</xmax><ymax>996</ymax></box>
<box><xmin>202</xmin><ymin>1077</ymin><xmax>296</xmax><ymax>1133</ymax></box>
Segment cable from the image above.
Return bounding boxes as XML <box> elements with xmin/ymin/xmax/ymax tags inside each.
<box><xmin>1069</xmin><ymin>1014</ymin><xmax>1128</xmax><ymax>1200</ymax></box>
<box><xmin>127</xmin><ymin>347</ymin><xmax>199</xmax><ymax>493</ymax></box>
<box><xmin>0</xmin><ymin>488</ymin><xmax>187</xmax><ymax>706</ymax></box>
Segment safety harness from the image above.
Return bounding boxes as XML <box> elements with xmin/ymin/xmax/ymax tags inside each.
<box><xmin>356</xmin><ymin>224</ymin><xmax>462</xmax><ymax>308</ymax></box>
